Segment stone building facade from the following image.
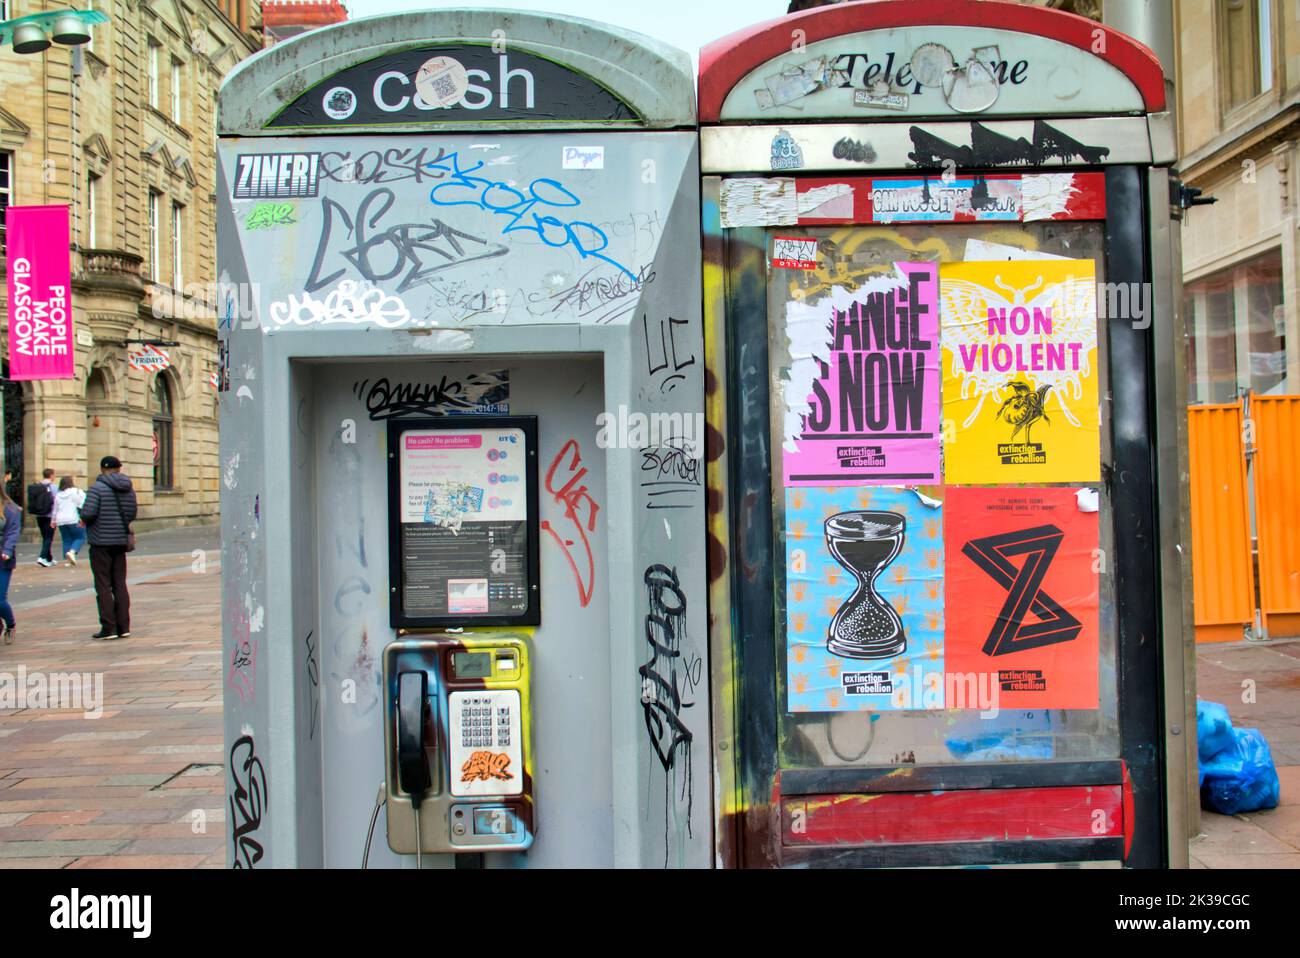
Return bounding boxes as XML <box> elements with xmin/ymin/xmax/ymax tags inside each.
<box><xmin>1175</xmin><ymin>0</ymin><xmax>1297</xmax><ymax>404</ymax></box>
<box><xmin>0</xmin><ymin>0</ymin><xmax>262</xmax><ymax>530</ymax></box>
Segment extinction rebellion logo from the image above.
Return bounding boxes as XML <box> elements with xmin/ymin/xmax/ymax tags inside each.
<box><xmin>961</xmin><ymin>523</ymin><xmax>1081</xmax><ymax>695</ymax></box>
<box><xmin>232</xmin><ymin>152</ymin><xmax>321</xmax><ymax>200</ymax></box>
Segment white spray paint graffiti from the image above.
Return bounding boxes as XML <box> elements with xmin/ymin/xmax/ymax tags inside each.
<box><xmin>268</xmin><ymin>280</ymin><xmax>412</xmax><ymax>329</ymax></box>
<box><xmin>223</xmin><ymin>453</ymin><xmax>241</xmax><ymax>490</ymax></box>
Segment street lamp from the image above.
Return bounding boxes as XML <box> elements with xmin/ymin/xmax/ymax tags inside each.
<box><xmin>0</xmin><ymin>9</ymin><xmax>108</xmax><ymax>55</ymax></box>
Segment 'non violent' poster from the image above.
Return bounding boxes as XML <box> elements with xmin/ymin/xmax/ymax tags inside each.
<box><xmin>944</xmin><ymin>486</ymin><xmax>1099</xmax><ymax>709</ymax></box>
<box><xmin>940</xmin><ymin>259</ymin><xmax>1099</xmax><ymax>483</ymax></box>
<box><xmin>781</xmin><ymin>262</ymin><xmax>941</xmax><ymax>486</ymax></box>
<box><xmin>786</xmin><ymin>486</ymin><xmax>943</xmax><ymax>712</ymax></box>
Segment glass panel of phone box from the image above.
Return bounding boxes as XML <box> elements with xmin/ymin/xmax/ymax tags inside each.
<box><xmin>769</xmin><ymin>221</ymin><xmax>1119</xmax><ymax>768</ymax></box>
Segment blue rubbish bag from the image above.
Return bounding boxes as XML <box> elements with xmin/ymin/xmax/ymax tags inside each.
<box><xmin>1197</xmin><ymin>700</ymin><xmax>1281</xmax><ymax>815</ymax></box>
<box><xmin>1196</xmin><ymin>700</ymin><xmax>1236</xmax><ymax>775</ymax></box>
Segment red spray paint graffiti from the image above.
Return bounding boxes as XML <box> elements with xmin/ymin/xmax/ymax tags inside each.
<box><xmin>540</xmin><ymin>439</ymin><xmax>600</xmax><ymax>607</ymax></box>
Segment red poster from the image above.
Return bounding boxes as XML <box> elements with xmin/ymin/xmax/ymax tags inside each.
<box><xmin>945</xmin><ymin>486</ymin><xmax>1099</xmax><ymax>709</ymax></box>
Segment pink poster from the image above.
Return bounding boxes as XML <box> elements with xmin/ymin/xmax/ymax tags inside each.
<box><xmin>6</xmin><ymin>205</ymin><xmax>73</xmax><ymax>381</ymax></box>
<box><xmin>781</xmin><ymin>261</ymin><xmax>941</xmax><ymax>486</ymax></box>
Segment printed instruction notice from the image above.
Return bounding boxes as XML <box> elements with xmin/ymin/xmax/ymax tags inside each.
<box><xmin>398</xmin><ymin>428</ymin><xmax>530</xmax><ymax>618</ymax></box>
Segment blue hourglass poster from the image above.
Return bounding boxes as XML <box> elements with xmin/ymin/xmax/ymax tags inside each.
<box><xmin>785</xmin><ymin>486</ymin><xmax>945</xmax><ymax>712</ymax></box>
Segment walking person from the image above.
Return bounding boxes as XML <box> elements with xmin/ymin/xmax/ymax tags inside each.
<box><xmin>54</xmin><ymin>476</ymin><xmax>87</xmax><ymax>566</ymax></box>
<box><xmin>79</xmin><ymin>456</ymin><xmax>137</xmax><ymax>640</ymax></box>
<box><xmin>26</xmin><ymin>468</ymin><xmax>57</xmax><ymax>568</ymax></box>
<box><xmin>1</xmin><ymin>480</ymin><xmax>21</xmax><ymax>644</ymax></box>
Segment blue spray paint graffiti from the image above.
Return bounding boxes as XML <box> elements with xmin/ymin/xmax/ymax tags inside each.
<box><xmin>424</xmin><ymin>152</ymin><xmax>636</xmax><ymax>280</ymax></box>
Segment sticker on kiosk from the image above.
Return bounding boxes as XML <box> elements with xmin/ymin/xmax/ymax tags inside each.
<box><xmin>389</xmin><ymin>417</ymin><xmax>539</xmax><ymax>628</ymax></box>
<box><xmin>772</xmin><ymin>236</ymin><xmax>819</xmax><ymax>270</ymax></box>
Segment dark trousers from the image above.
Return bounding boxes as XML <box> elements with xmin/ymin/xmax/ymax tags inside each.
<box><xmin>90</xmin><ymin>545</ymin><xmax>130</xmax><ymax>634</ymax></box>
<box><xmin>37</xmin><ymin>516</ymin><xmax>54</xmax><ymax>562</ymax></box>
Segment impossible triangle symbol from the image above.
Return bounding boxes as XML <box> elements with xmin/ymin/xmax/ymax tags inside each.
<box><xmin>961</xmin><ymin>524</ymin><xmax>1082</xmax><ymax>656</ymax></box>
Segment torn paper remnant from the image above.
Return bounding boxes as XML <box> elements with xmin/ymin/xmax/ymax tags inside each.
<box><xmin>720</xmin><ymin>177</ymin><xmax>797</xmax><ymax>227</ymax></box>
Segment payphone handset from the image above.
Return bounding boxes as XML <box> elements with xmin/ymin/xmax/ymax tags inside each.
<box><xmin>382</xmin><ymin>634</ymin><xmax>534</xmax><ymax>854</ymax></box>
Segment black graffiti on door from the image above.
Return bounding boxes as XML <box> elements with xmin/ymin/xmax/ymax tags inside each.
<box><xmin>639</xmin><ymin>564</ymin><xmax>694</xmax><ymax>862</ymax></box>
<box><xmin>907</xmin><ymin>119</ymin><xmax>1111</xmax><ymax>168</ymax></box>
<box><xmin>229</xmin><ymin>734</ymin><xmax>268</xmax><ymax>869</ymax></box>
<box><xmin>642</xmin><ymin>314</ymin><xmax>695</xmax><ymax>393</ymax></box>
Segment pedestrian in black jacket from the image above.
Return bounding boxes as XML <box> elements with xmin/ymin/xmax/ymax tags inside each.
<box><xmin>26</xmin><ymin>468</ymin><xmax>56</xmax><ymax>567</ymax></box>
<box><xmin>79</xmin><ymin>456</ymin><xmax>137</xmax><ymax>640</ymax></box>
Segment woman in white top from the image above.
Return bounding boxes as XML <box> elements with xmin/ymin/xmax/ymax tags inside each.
<box><xmin>53</xmin><ymin>475</ymin><xmax>87</xmax><ymax>566</ymax></box>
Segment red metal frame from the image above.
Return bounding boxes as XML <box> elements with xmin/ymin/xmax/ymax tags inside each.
<box><xmin>782</xmin><ymin>786</ymin><xmax>1125</xmax><ymax>846</ymax></box>
<box><xmin>790</xmin><ymin>171</ymin><xmax>1108</xmax><ymax>225</ymax></box>
<box><xmin>698</xmin><ymin>0</ymin><xmax>1166</xmax><ymax>122</ymax></box>
<box><xmin>1121</xmin><ymin>760</ymin><xmax>1135</xmax><ymax>860</ymax></box>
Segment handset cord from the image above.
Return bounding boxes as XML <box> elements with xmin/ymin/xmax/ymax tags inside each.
<box><xmin>361</xmin><ymin>782</ymin><xmax>386</xmax><ymax>869</ymax></box>
<box><xmin>414</xmin><ymin>804</ymin><xmax>423</xmax><ymax>869</ymax></box>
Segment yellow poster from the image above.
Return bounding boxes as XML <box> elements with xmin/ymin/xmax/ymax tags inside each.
<box><xmin>940</xmin><ymin>260</ymin><xmax>1099</xmax><ymax>483</ymax></box>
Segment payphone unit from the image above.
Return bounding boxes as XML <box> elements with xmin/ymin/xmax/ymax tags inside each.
<box><xmin>383</xmin><ymin>635</ymin><xmax>535</xmax><ymax>854</ymax></box>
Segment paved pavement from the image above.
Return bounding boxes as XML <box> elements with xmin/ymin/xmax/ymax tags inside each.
<box><xmin>0</xmin><ymin>531</ymin><xmax>1294</xmax><ymax>868</ymax></box>
<box><xmin>1191</xmin><ymin>637</ymin><xmax>1300</xmax><ymax>868</ymax></box>
<box><xmin>11</xmin><ymin>525</ymin><xmax>220</xmax><ymax>606</ymax></box>
<box><xmin>0</xmin><ymin>536</ymin><xmax>225</xmax><ymax>869</ymax></box>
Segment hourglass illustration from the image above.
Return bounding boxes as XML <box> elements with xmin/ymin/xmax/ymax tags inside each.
<box><xmin>824</xmin><ymin>511</ymin><xmax>907</xmax><ymax>660</ymax></box>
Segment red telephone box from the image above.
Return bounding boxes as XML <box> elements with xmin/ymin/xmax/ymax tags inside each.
<box><xmin>700</xmin><ymin>0</ymin><xmax>1190</xmax><ymax>868</ymax></box>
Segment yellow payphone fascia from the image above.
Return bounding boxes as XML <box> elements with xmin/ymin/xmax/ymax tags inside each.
<box><xmin>382</xmin><ymin>634</ymin><xmax>535</xmax><ymax>855</ymax></box>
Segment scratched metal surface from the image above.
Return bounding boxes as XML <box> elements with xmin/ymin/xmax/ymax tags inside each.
<box><xmin>218</xmin><ymin>132</ymin><xmax>690</xmax><ymax>330</ymax></box>
<box><xmin>217</xmin><ymin>130</ymin><xmax>709</xmax><ymax>868</ymax></box>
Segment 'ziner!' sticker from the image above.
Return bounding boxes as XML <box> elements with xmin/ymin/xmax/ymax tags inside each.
<box><xmin>415</xmin><ymin>56</ymin><xmax>469</xmax><ymax>108</ymax></box>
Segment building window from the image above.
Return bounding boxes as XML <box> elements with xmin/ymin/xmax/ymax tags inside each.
<box><xmin>86</xmin><ymin>172</ymin><xmax>99</xmax><ymax>248</ymax></box>
<box><xmin>171</xmin><ymin>57</ymin><xmax>183</xmax><ymax>125</ymax></box>
<box><xmin>147</xmin><ymin>190</ymin><xmax>161</xmax><ymax>282</ymax></box>
<box><xmin>148</xmin><ymin>40</ymin><xmax>160</xmax><ymax>109</ymax></box>
<box><xmin>1185</xmin><ymin>249</ymin><xmax>1287</xmax><ymax>403</ymax></box>
<box><xmin>0</xmin><ymin>151</ymin><xmax>11</xmax><ymax>253</ymax></box>
<box><xmin>152</xmin><ymin>375</ymin><xmax>175</xmax><ymax>490</ymax></box>
<box><xmin>171</xmin><ymin>202</ymin><xmax>184</xmax><ymax>290</ymax></box>
<box><xmin>223</xmin><ymin>0</ymin><xmax>249</xmax><ymax>32</ymax></box>
<box><xmin>1220</xmin><ymin>0</ymin><xmax>1274</xmax><ymax>112</ymax></box>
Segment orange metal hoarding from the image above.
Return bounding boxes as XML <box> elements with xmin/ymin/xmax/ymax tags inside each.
<box><xmin>1188</xmin><ymin>402</ymin><xmax>1254</xmax><ymax>643</ymax></box>
<box><xmin>1252</xmin><ymin>396</ymin><xmax>1300</xmax><ymax>638</ymax></box>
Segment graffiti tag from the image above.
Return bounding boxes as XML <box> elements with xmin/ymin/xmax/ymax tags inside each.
<box><xmin>539</xmin><ymin>439</ymin><xmax>600</xmax><ymax>608</ymax></box>
<box><xmin>229</xmin><ymin>733</ymin><xmax>267</xmax><ymax>869</ymax></box>
<box><xmin>426</xmin><ymin>151</ymin><xmax>636</xmax><ymax>280</ymax></box>
<box><xmin>306</xmin><ymin>187</ymin><xmax>508</xmax><ymax>294</ymax></box>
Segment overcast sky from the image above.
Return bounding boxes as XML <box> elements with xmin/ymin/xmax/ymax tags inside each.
<box><xmin>340</xmin><ymin>0</ymin><xmax>791</xmax><ymax>66</ymax></box>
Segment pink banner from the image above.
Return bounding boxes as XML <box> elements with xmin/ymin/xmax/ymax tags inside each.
<box><xmin>782</xmin><ymin>261</ymin><xmax>941</xmax><ymax>486</ymax></box>
<box><xmin>6</xmin><ymin>205</ymin><xmax>73</xmax><ymax>381</ymax></box>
